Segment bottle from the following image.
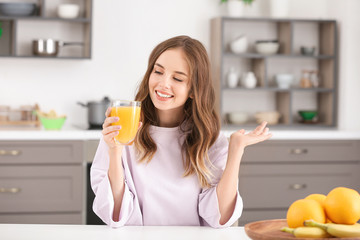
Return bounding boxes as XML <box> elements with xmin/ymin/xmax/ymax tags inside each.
<box><xmin>227</xmin><ymin>68</ymin><xmax>238</xmax><ymax>88</ymax></box>
<box><xmin>310</xmin><ymin>70</ymin><xmax>320</xmax><ymax>88</ymax></box>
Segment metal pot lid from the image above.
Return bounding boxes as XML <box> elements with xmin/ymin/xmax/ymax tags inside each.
<box><xmin>88</xmin><ymin>96</ymin><xmax>110</xmax><ymax>105</ymax></box>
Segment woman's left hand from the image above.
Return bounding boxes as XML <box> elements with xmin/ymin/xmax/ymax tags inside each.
<box><xmin>229</xmin><ymin>121</ymin><xmax>272</xmax><ymax>150</ymax></box>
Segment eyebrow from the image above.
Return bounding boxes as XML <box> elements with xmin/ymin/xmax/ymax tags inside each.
<box><xmin>154</xmin><ymin>63</ymin><xmax>188</xmax><ymax>77</ymax></box>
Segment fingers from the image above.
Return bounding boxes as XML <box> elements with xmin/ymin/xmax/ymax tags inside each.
<box><xmin>102</xmin><ymin>116</ymin><xmax>119</xmax><ymax>128</ymax></box>
<box><xmin>105</xmin><ymin>107</ymin><xmax>111</xmax><ymax>117</ymax></box>
<box><xmin>253</xmin><ymin>121</ymin><xmax>268</xmax><ymax>135</ymax></box>
<box><xmin>102</xmin><ymin>114</ymin><xmax>121</xmax><ymax>147</ymax></box>
<box><xmin>258</xmin><ymin>127</ymin><xmax>272</xmax><ymax>140</ymax></box>
<box><xmin>138</xmin><ymin>121</ymin><xmax>143</xmax><ymax>130</ymax></box>
<box><xmin>102</xmin><ymin>125</ymin><xmax>121</xmax><ymax>136</ymax></box>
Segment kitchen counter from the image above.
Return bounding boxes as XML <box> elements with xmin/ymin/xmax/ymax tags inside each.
<box><xmin>0</xmin><ymin>224</ymin><xmax>250</xmax><ymax>240</ymax></box>
<box><xmin>0</xmin><ymin>127</ymin><xmax>360</xmax><ymax>140</ymax></box>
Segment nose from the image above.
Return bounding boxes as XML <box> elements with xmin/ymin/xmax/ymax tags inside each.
<box><xmin>159</xmin><ymin>73</ymin><xmax>172</xmax><ymax>89</ymax></box>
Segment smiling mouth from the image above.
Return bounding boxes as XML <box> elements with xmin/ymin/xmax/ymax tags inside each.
<box><xmin>156</xmin><ymin>90</ymin><xmax>174</xmax><ymax>98</ymax></box>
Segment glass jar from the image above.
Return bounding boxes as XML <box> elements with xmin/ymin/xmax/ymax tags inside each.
<box><xmin>0</xmin><ymin>106</ymin><xmax>10</xmax><ymax>122</ymax></box>
<box><xmin>300</xmin><ymin>70</ymin><xmax>312</xmax><ymax>88</ymax></box>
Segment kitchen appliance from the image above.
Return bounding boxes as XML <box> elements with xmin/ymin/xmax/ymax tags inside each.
<box><xmin>78</xmin><ymin>97</ymin><xmax>111</xmax><ymax>129</ymax></box>
<box><xmin>33</xmin><ymin>39</ymin><xmax>83</xmax><ymax>57</ymax></box>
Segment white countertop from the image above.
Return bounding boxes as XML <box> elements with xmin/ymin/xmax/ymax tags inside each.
<box><xmin>0</xmin><ymin>224</ymin><xmax>250</xmax><ymax>240</ymax></box>
<box><xmin>1</xmin><ymin>127</ymin><xmax>360</xmax><ymax>140</ymax></box>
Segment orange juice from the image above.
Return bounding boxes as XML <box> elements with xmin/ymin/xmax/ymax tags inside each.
<box><xmin>110</xmin><ymin>106</ymin><xmax>141</xmax><ymax>144</ymax></box>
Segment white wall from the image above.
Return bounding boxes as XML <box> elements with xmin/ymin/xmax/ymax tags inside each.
<box><xmin>0</xmin><ymin>0</ymin><xmax>359</xmax><ymax>130</ymax></box>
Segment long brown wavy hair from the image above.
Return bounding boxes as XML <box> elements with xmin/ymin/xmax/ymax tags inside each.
<box><xmin>134</xmin><ymin>35</ymin><xmax>220</xmax><ymax>188</ymax></box>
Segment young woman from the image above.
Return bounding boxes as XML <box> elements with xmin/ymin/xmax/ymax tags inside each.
<box><xmin>91</xmin><ymin>35</ymin><xmax>272</xmax><ymax>228</ymax></box>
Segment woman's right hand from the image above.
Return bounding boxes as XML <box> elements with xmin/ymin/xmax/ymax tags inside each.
<box><xmin>102</xmin><ymin>107</ymin><xmax>122</xmax><ymax>149</ymax></box>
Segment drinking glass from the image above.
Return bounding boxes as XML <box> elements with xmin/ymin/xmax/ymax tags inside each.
<box><xmin>110</xmin><ymin>100</ymin><xmax>141</xmax><ymax>145</ymax></box>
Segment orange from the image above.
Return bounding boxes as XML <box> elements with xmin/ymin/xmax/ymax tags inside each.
<box><xmin>287</xmin><ymin>199</ymin><xmax>326</xmax><ymax>228</ymax></box>
<box><xmin>305</xmin><ymin>193</ymin><xmax>326</xmax><ymax>208</ymax></box>
<box><xmin>324</xmin><ymin>187</ymin><xmax>360</xmax><ymax>224</ymax></box>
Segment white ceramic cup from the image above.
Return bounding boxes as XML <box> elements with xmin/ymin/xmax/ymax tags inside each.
<box><xmin>57</xmin><ymin>4</ymin><xmax>80</xmax><ymax>19</ymax></box>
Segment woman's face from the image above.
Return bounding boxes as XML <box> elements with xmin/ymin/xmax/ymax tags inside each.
<box><xmin>148</xmin><ymin>48</ymin><xmax>191</xmax><ymax>118</ymax></box>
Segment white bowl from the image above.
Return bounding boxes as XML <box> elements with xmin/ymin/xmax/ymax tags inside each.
<box><xmin>254</xmin><ymin>111</ymin><xmax>281</xmax><ymax>125</ymax></box>
<box><xmin>57</xmin><ymin>4</ymin><xmax>80</xmax><ymax>19</ymax></box>
<box><xmin>227</xmin><ymin>112</ymin><xmax>248</xmax><ymax>124</ymax></box>
<box><xmin>276</xmin><ymin>74</ymin><xmax>294</xmax><ymax>89</ymax></box>
<box><xmin>255</xmin><ymin>42</ymin><xmax>279</xmax><ymax>55</ymax></box>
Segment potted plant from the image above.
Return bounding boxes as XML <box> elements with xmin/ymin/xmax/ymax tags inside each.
<box><xmin>221</xmin><ymin>0</ymin><xmax>255</xmax><ymax>17</ymax></box>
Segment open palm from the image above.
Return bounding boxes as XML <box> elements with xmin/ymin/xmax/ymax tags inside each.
<box><xmin>230</xmin><ymin>121</ymin><xmax>272</xmax><ymax>149</ymax></box>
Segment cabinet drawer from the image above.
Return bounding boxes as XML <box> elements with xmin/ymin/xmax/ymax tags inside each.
<box><xmin>0</xmin><ymin>141</ymin><xmax>83</xmax><ymax>164</ymax></box>
<box><xmin>238</xmin><ymin>209</ymin><xmax>287</xmax><ymax>226</ymax></box>
<box><xmin>0</xmin><ymin>213</ymin><xmax>82</xmax><ymax>224</ymax></box>
<box><xmin>0</xmin><ymin>165</ymin><xmax>83</xmax><ymax>213</ymax></box>
<box><xmin>239</xmin><ymin>163</ymin><xmax>360</xmax><ymax>209</ymax></box>
<box><xmin>243</xmin><ymin>140</ymin><xmax>360</xmax><ymax>163</ymax></box>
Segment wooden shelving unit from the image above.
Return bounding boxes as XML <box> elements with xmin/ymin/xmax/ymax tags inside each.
<box><xmin>0</xmin><ymin>0</ymin><xmax>92</xmax><ymax>59</ymax></box>
<box><xmin>210</xmin><ymin>17</ymin><xmax>338</xmax><ymax>129</ymax></box>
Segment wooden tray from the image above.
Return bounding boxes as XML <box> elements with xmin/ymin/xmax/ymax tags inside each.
<box><xmin>244</xmin><ymin>219</ymin><xmax>360</xmax><ymax>240</ymax></box>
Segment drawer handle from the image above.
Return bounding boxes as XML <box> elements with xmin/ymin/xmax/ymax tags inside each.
<box><xmin>289</xmin><ymin>184</ymin><xmax>307</xmax><ymax>190</ymax></box>
<box><xmin>290</xmin><ymin>148</ymin><xmax>308</xmax><ymax>155</ymax></box>
<box><xmin>0</xmin><ymin>187</ymin><xmax>21</xmax><ymax>193</ymax></box>
<box><xmin>0</xmin><ymin>150</ymin><xmax>22</xmax><ymax>156</ymax></box>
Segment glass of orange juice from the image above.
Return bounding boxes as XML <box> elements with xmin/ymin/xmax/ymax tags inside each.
<box><xmin>110</xmin><ymin>100</ymin><xmax>141</xmax><ymax>145</ymax></box>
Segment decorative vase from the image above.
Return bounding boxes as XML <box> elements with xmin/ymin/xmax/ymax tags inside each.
<box><xmin>227</xmin><ymin>68</ymin><xmax>239</xmax><ymax>88</ymax></box>
<box><xmin>227</xmin><ymin>0</ymin><xmax>244</xmax><ymax>17</ymax></box>
<box><xmin>230</xmin><ymin>35</ymin><xmax>248</xmax><ymax>54</ymax></box>
<box><xmin>270</xmin><ymin>0</ymin><xmax>289</xmax><ymax>18</ymax></box>
<box><xmin>241</xmin><ymin>72</ymin><xmax>257</xmax><ymax>89</ymax></box>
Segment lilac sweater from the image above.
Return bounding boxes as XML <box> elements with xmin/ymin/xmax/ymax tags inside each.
<box><xmin>90</xmin><ymin>125</ymin><xmax>243</xmax><ymax>228</ymax></box>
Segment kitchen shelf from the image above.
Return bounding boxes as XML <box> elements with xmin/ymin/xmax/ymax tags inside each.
<box><xmin>0</xmin><ymin>0</ymin><xmax>92</xmax><ymax>59</ymax></box>
<box><xmin>0</xmin><ymin>55</ymin><xmax>91</xmax><ymax>59</ymax></box>
<box><xmin>210</xmin><ymin>17</ymin><xmax>338</xmax><ymax>129</ymax></box>
<box><xmin>223</xmin><ymin>87</ymin><xmax>334</xmax><ymax>92</ymax></box>
<box><xmin>224</xmin><ymin>53</ymin><xmax>335</xmax><ymax>59</ymax></box>
<box><xmin>0</xmin><ymin>16</ymin><xmax>91</xmax><ymax>22</ymax></box>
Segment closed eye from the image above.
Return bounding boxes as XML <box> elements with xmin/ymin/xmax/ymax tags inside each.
<box><xmin>174</xmin><ymin>78</ymin><xmax>183</xmax><ymax>82</ymax></box>
<box><xmin>154</xmin><ymin>70</ymin><xmax>163</xmax><ymax>75</ymax></box>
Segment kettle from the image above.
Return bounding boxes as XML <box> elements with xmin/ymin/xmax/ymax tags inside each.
<box><xmin>78</xmin><ymin>96</ymin><xmax>111</xmax><ymax>129</ymax></box>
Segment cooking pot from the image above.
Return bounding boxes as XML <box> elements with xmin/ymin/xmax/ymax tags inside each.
<box><xmin>33</xmin><ymin>38</ymin><xmax>83</xmax><ymax>57</ymax></box>
<box><xmin>78</xmin><ymin>97</ymin><xmax>111</xmax><ymax>129</ymax></box>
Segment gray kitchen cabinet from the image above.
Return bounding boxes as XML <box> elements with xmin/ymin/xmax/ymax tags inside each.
<box><xmin>238</xmin><ymin>140</ymin><xmax>360</xmax><ymax>226</ymax></box>
<box><xmin>0</xmin><ymin>141</ymin><xmax>84</xmax><ymax>224</ymax></box>
<box><xmin>210</xmin><ymin>17</ymin><xmax>338</xmax><ymax>129</ymax></box>
<box><xmin>0</xmin><ymin>0</ymin><xmax>92</xmax><ymax>59</ymax></box>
